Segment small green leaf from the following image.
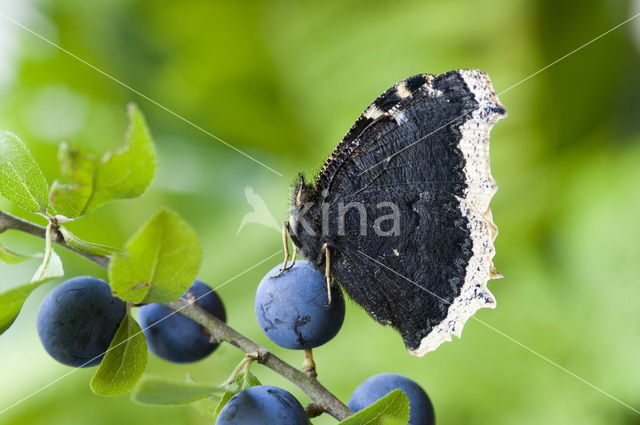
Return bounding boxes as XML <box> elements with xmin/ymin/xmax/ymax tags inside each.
<box><xmin>0</xmin><ymin>131</ymin><xmax>49</xmax><ymax>212</ymax></box>
<box><xmin>0</xmin><ymin>244</ymin><xmax>35</xmax><ymax>264</ymax></box>
<box><xmin>0</xmin><ymin>281</ymin><xmax>45</xmax><ymax>335</ymax></box>
<box><xmin>338</xmin><ymin>390</ymin><xmax>410</xmax><ymax>425</ymax></box>
<box><xmin>59</xmin><ymin>226</ymin><xmax>121</xmax><ymax>256</ymax></box>
<box><xmin>215</xmin><ymin>371</ymin><xmax>261</xmax><ymax>416</ymax></box>
<box><xmin>31</xmin><ymin>248</ymin><xmax>63</xmax><ymax>283</ymax></box>
<box><xmin>109</xmin><ymin>209</ymin><xmax>202</xmax><ymax>303</ymax></box>
<box><xmin>90</xmin><ymin>312</ymin><xmax>147</xmax><ymax>396</ymax></box>
<box><xmin>31</xmin><ymin>224</ymin><xmax>64</xmax><ymax>283</ymax></box>
<box><xmin>131</xmin><ymin>377</ymin><xmax>222</xmax><ymax>406</ymax></box>
<box><xmin>50</xmin><ymin>104</ymin><xmax>157</xmax><ymax>218</ymax></box>
<box><xmin>48</xmin><ymin>144</ymin><xmax>97</xmax><ymax>218</ymax></box>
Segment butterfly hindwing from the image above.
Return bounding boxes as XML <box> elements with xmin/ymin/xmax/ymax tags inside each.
<box><xmin>326</xmin><ymin>187</ymin><xmax>497</xmax><ymax>354</ymax></box>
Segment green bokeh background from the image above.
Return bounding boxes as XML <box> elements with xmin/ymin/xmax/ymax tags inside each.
<box><xmin>1</xmin><ymin>1</ymin><xmax>639</xmax><ymax>424</ymax></box>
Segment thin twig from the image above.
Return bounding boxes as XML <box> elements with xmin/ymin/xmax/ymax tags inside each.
<box><xmin>0</xmin><ymin>209</ymin><xmax>352</xmax><ymax>420</ymax></box>
<box><xmin>0</xmin><ymin>211</ymin><xmax>110</xmax><ymax>268</ymax></box>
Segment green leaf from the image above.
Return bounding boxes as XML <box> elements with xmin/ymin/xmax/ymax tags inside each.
<box><xmin>338</xmin><ymin>390</ymin><xmax>410</xmax><ymax>425</ymax></box>
<box><xmin>381</xmin><ymin>418</ymin><xmax>410</xmax><ymax>425</ymax></box>
<box><xmin>0</xmin><ymin>131</ymin><xmax>49</xmax><ymax>212</ymax></box>
<box><xmin>131</xmin><ymin>377</ymin><xmax>223</xmax><ymax>406</ymax></box>
<box><xmin>215</xmin><ymin>371</ymin><xmax>261</xmax><ymax>416</ymax></box>
<box><xmin>48</xmin><ymin>143</ymin><xmax>97</xmax><ymax>217</ymax></box>
<box><xmin>109</xmin><ymin>209</ymin><xmax>202</xmax><ymax>303</ymax></box>
<box><xmin>0</xmin><ymin>281</ymin><xmax>44</xmax><ymax>335</ymax></box>
<box><xmin>59</xmin><ymin>226</ymin><xmax>121</xmax><ymax>256</ymax></box>
<box><xmin>0</xmin><ymin>244</ymin><xmax>35</xmax><ymax>264</ymax></box>
<box><xmin>50</xmin><ymin>104</ymin><xmax>157</xmax><ymax>218</ymax></box>
<box><xmin>31</xmin><ymin>224</ymin><xmax>64</xmax><ymax>284</ymax></box>
<box><xmin>90</xmin><ymin>312</ymin><xmax>147</xmax><ymax>396</ymax></box>
<box><xmin>31</xmin><ymin>248</ymin><xmax>63</xmax><ymax>283</ymax></box>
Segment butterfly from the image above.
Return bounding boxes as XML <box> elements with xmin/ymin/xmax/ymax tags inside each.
<box><xmin>283</xmin><ymin>70</ymin><xmax>505</xmax><ymax>356</ymax></box>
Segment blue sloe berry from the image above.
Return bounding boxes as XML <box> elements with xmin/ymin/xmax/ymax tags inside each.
<box><xmin>36</xmin><ymin>276</ymin><xmax>126</xmax><ymax>367</ymax></box>
<box><xmin>138</xmin><ymin>280</ymin><xmax>226</xmax><ymax>363</ymax></box>
<box><xmin>348</xmin><ymin>373</ymin><xmax>435</xmax><ymax>425</ymax></box>
<box><xmin>255</xmin><ymin>261</ymin><xmax>344</xmax><ymax>350</ymax></box>
<box><xmin>215</xmin><ymin>385</ymin><xmax>307</xmax><ymax>425</ymax></box>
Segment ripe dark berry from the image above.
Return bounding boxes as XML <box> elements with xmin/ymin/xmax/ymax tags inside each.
<box><xmin>138</xmin><ymin>280</ymin><xmax>226</xmax><ymax>363</ymax></box>
<box><xmin>255</xmin><ymin>261</ymin><xmax>345</xmax><ymax>350</ymax></box>
<box><xmin>215</xmin><ymin>385</ymin><xmax>307</xmax><ymax>425</ymax></box>
<box><xmin>36</xmin><ymin>276</ymin><xmax>126</xmax><ymax>367</ymax></box>
<box><xmin>348</xmin><ymin>373</ymin><xmax>435</xmax><ymax>425</ymax></box>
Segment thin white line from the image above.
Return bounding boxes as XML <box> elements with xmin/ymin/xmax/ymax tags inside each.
<box><xmin>355</xmin><ymin>249</ymin><xmax>640</xmax><ymax>415</ymax></box>
<box><xmin>357</xmin><ymin>10</ymin><xmax>640</xmax><ymax>177</ymax></box>
<box><xmin>0</xmin><ymin>250</ymin><xmax>282</xmax><ymax>416</ymax></box>
<box><xmin>474</xmin><ymin>318</ymin><xmax>640</xmax><ymax>414</ymax></box>
<box><xmin>498</xmin><ymin>11</ymin><xmax>640</xmax><ymax>95</ymax></box>
<box><xmin>0</xmin><ymin>11</ymin><xmax>283</xmax><ymax>177</ymax></box>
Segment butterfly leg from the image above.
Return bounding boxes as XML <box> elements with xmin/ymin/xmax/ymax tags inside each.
<box><xmin>322</xmin><ymin>243</ymin><xmax>333</xmax><ymax>304</ymax></box>
<box><xmin>272</xmin><ymin>221</ymin><xmax>297</xmax><ymax>278</ymax></box>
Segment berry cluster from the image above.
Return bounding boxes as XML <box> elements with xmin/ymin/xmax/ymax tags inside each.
<box><xmin>36</xmin><ymin>261</ymin><xmax>435</xmax><ymax>424</ymax></box>
<box><xmin>37</xmin><ymin>277</ymin><xmax>226</xmax><ymax>366</ymax></box>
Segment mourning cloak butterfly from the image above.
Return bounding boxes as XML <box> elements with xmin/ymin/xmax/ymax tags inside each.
<box><xmin>283</xmin><ymin>70</ymin><xmax>505</xmax><ymax>356</ymax></box>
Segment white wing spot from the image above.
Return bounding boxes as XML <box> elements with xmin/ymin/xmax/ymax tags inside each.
<box><xmin>363</xmin><ymin>105</ymin><xmax>383</xmax><ymax>119</ymax></box>
<box><xmin>396</xmin><ymin>82</ymin><xmax>412</xmax><ymax>99</ymax></box>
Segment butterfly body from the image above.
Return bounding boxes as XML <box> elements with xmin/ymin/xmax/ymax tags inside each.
<box><xmin>289</xmin><ymin>70</ymin><xmax>505</xmax><ymax>356</ymax></box>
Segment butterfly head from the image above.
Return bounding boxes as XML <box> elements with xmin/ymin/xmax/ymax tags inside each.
<box><xmin>292</xmin><ymin>173</ymin><xmax>315</xmax><ymax>207</ymax></box>
<box><xmin>288</xmin><ymin>173</ymin><xmax>321</xmax><ymax>258</ymax></box>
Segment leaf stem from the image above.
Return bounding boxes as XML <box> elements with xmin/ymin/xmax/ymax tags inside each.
<box><xmin>0</xmin><ymin>209</ymin><xmax>353</xmax><ymax>421</ymax></box>
<box><xmin>241</xmin><ymin>354</ymin><xmax>255</xmax><ymax>388</ymax></box>
<box><xmin>221</xmin><ymin>353</ymin><xmax>254</xmax><ymax>387</ymax></box>
<box><xmin>31</xmin><ymin>222</ymin><xmax>53</xmax><ymax>283</ymax></box>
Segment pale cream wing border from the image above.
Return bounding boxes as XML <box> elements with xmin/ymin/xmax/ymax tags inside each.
<box><xmin>409</xmin><ymin>70</ymin><xmax>505</xmax><ymax>356</ymax></box>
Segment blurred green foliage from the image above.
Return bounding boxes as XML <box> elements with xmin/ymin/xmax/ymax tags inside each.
<box><xmin>0</xmin><ymin>0</ymin><xmax>639</xmax><ymax>424</ymax></box>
